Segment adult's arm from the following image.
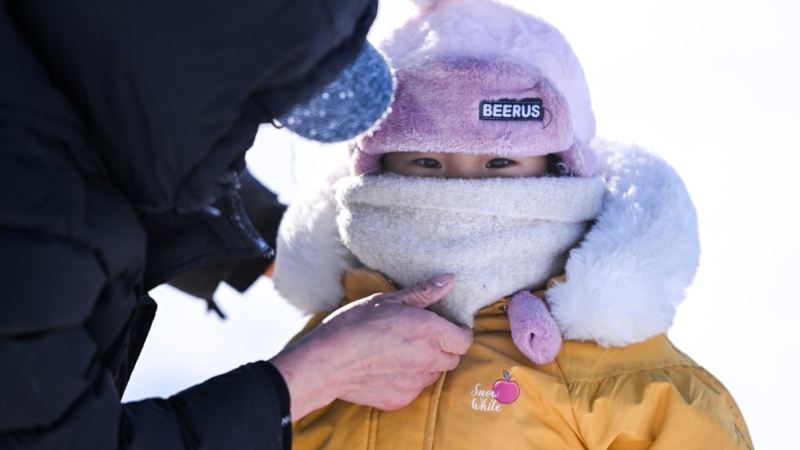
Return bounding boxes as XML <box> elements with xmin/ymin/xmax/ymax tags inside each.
<box><xmin>271</xmin><ymin>274</ymin><xmax>474</xmax><ymax>420</ymax></box>
<box><xmin>0</xmin><ymin>128</ymin><xmax>293</xmax><ymax>448</ymax></box>
<box><xmin>123</xmin><ymin>360</ymin><xmax>292</xmax><ymax>450</ymax></box>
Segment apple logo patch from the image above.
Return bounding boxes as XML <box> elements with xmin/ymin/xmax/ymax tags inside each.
<box><xmin>492</xmin><ymin>371</ymin><xmax>520</xmax><ymax>404</ymax></box>
<box><xmin>469</xmin><ymin>370</ymin><xmax>521</xmax><ymax>411</ymax></box>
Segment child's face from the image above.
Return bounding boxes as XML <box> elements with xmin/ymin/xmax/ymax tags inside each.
<box><xmin>382</xmin><ymin>152</ymin><xmax>548</xmax><ymax>179</ymax></box>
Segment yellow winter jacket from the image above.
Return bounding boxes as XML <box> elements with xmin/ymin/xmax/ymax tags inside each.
<box><xmin>290</xmin><ymin>269</ymin><xmax>753</xmax><ymax>450</ymax></box>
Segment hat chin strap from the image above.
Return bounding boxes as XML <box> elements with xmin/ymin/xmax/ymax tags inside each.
<box><xmin>335</xmin><ymin>173</ymin><xmax>605</xmax><ymax>326</ymax></box>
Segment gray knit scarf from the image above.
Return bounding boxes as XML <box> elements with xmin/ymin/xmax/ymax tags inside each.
<box><xmin>335</xmin><ymin>173</ymin><xmax>606</xmax><ymax>326</ymax></box>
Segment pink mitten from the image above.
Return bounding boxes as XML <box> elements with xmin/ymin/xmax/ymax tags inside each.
<box><xmin>508</xmin><ymin>291</ymin><xmax>562</xmax><ymax>365</ymax></box>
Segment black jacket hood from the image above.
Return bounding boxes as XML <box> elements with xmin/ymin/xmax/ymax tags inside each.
<box><xmin>7</xmin><ymin>0</ymin><xmax>377</xmax><ymax>214</ymax></box>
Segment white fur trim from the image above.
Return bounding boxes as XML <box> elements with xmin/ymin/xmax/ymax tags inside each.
<box><xmin>272</xmin><ymin>166</ymin><xmax>359</xmax><ymax>313</ymax></box>
<box><xmin>547</xmin><ymin>140</ymin><xmax>700</xmax><ymax>347</ymax></box>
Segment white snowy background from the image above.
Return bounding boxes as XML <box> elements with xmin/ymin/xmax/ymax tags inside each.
<box><xmin>123</xmin><ymin>1</ymin><xmax>799</xmax><ymax>448</ymax></box>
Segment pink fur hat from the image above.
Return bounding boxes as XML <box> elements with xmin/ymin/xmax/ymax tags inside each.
<box><xmin>352</xmin><ymin>0</ymin><xmax>597</xmax><ymax>176</ymax></box>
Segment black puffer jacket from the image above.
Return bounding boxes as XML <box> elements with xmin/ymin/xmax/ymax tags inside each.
<box><xmin>0</xmin><ymin>0</ymin><xmax>378</xmax><ymax>448</ymax></box>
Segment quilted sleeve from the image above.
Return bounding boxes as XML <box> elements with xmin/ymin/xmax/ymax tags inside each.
<box><xmin>568</xmin><ymin>365</ymin><xmax>753</xmax><ymax>450</ymax></box>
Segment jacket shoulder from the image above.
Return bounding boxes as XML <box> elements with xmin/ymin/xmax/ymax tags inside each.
<box><xmin>556</xmin><ymin>335</ymin><xmax>696</xmax><ymax>381</ymax></box>
<box><xmin>556</xmin><ymin>336</ymin><xmax>753</xmax><ymax>449</ymax></box>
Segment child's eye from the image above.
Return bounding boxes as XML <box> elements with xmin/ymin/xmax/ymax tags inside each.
<box><xmin>486</xmin><ymin>158</ymin><xmax>514</xmax><ymax>169</ymax></box>
<box><xmin>413</xmin><ymin>158</ymin><xmax>442</xmax><ymax>169</ymax></box>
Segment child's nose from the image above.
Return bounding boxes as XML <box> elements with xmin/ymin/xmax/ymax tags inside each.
<box><xmin>442</xmin><ymin>168</ymin><xmax>482</xmax><ymax>179</ymax></box>
<box><xmin>442</xmin><ymin>162</ymin><xmax>486</xmax><ymax>179</ymax></box>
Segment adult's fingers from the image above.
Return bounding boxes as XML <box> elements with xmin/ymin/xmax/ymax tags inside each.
<box><xmin>381</xmin><ymin>273</ymin><xmax>473</xmax><ymax>355</ymax></box>
<box><xmin>389</xmin><ymin>273</ymin><xmax>455</xmax><ymax>309</ymax></box>
<box><xmin>436</xmin><ymin>321</ymin><xmax>473</xmax><ymax>355</ymax></box>
<box><xmin>431</xmin><ymin>352</ymin><xmax>462</xmax><ymax>373</ymax></box>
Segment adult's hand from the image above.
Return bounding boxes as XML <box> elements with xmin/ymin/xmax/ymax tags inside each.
<box><xmin>269</xmin><ymin>274</ymin><xmax>473</xmax><ymax>421</ymax></box>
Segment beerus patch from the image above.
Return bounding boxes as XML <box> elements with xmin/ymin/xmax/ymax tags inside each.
<box><xmin>479</xmin><ymin>98</ymin><xmax>544</xmax><ymax>121</ymax></box>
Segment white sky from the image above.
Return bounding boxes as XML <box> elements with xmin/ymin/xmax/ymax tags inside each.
<box><xmin>124</xmin><ymin>1</ymin><xmax>800</xmax><ymax>448</ymax></box>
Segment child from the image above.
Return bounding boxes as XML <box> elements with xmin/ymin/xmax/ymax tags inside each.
<box><xmin>272</xmin><ymin>0</ymin><xmax>753</xmax><ymax>448</ymax></box>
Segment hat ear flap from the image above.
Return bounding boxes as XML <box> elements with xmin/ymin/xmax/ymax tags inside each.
<box><xmin>508</xmin><ymin>290</ymin><xmax>562</xmax><ymax>364</ymax></box>
<box><xmin>350</xmin><ymin>144</ymin><xmax>384</xmax><ymax>175</ymax></box>
<box><xmin>560</xmin><ymin>141</ymin><xmax>598</xmax><ymax>177</ymax></box>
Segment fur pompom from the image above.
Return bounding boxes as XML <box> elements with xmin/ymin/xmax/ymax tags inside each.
<box><xmin>508</xmin><ymin>291</ymin><xmax>563</xmax><ymax>364</ymax></box>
